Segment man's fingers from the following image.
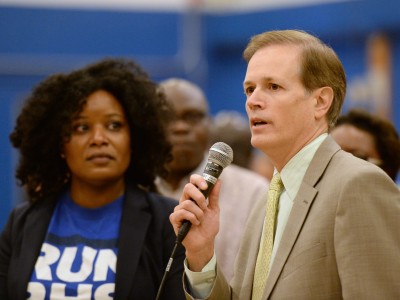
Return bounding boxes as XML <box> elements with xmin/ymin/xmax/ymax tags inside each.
<box><xmin>181</xmin><ymin>179</ymin><xmax>208</xmax><ymax>210</ymax></box>
<box><xmin>171</xmin><ymin>199</ymin><xmax>204</xmax><ymax>227</ymax></box>
<box><xmin>207</xmin><ymin>179</ymin><xmax>221</xmax><ymax>210</ymax></box>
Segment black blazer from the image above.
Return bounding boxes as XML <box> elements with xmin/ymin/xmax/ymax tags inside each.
<box><xmin>0</xmin><ymin>184</ymin><xmax>185</xmax><ymax>300</ymax></box>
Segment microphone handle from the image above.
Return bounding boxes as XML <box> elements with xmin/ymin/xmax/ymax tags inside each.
<box><xmin>176</xmin><ymin>181</ymin><xmax>215</xmax><ymax>243</ymax></box>
<box><xmin>176</xmin><ymin>161</ymin><xmax>223</xmax><ymax>243</ymax></box>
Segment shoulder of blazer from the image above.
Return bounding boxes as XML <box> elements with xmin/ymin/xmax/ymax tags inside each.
<box><xmin>2</xmin><ymin>195</ymin><xmax>58</xmax><ymax>300</ymax></box>
<box><xmin>5</xmin><ymin>196</ymin><xmax>57</xmax><ymax>240</ymax></box>
<box><xmin>123</xmin><ymin>184</ymin><xmax>177</xmax><ymax>215</ymax></box>
<box><xmin>302</xmin><ymin>135</ymin><xmax>341</xmax><ymax>187</ymax></box>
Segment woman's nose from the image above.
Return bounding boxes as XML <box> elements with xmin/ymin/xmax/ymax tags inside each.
<box><xmin>91</xmin><ymin>127</ymin><xmax>108</xmax><ymax>145</ymax></box>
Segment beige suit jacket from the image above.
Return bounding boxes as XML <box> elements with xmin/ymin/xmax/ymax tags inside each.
<box><xmin>185</xmin><ymin>136</ymin><xmax>400</xmax><ymax>299</ymax></box>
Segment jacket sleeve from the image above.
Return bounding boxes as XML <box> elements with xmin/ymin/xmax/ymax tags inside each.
<box><xmin>0</xmin><ymin>208</ymin><xmax>17</xmax><ymax>300</ymax></box>
<box><xmin>335</xmin><ymin>168</ymin><xmax>400</xmax><ymax>298</ymax></box>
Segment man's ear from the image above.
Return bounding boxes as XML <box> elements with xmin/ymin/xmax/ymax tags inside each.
<box><xmin>314</xmin><ymin>86</ymin><xmax>334</xmax><ymax>120</ymax></box>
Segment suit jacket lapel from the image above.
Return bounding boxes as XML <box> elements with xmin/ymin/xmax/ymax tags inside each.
<box><xmin>114</xmin><ymin>185</ymin><xmax>152</xmax><ymax>299</ymax></box>
<box><xmin>264</xmin><ymin>136</ymin><xmax>341</xmax><ymax>299</ymax></box>
<box><xmin>233</xmin><ymin>192</ymin><xmax>267</xmax><ymax>299</ymax></box>
<box><xmin>263</xmin><ymin>183</ymin><xmax>317</xmax><ymax>299</ymax></box>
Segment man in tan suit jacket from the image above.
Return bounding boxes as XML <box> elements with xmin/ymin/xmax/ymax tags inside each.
<box><xmin>170</xmin><ymin>29</ymin><xmax>400</xmax><ymax>299</ymax></box>
<box><xmin>212</xmin><ymin>136</ymin><xmax>400</xmax><ymax>299</ymax></box>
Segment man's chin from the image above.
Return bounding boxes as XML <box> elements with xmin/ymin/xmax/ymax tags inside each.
<box><xmin>173</xmin><ymin>144</ymin><xmax>196</xmax><ymax>154</ymax></box>
<box><xmin>168</xmin><ymin>159</ymin><xmax>202</xmax><ymax>174</ymax></box>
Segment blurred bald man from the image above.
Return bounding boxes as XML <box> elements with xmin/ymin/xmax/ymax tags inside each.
<box><xmin>156</xmin><ymin>78</ymin><xmax>268</xmax><ymax>281</ymax></box>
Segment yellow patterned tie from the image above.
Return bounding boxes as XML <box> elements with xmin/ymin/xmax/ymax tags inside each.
<box><xmin>252</xmin><ymin>173</ymin><xmax>284</xmax><ymax>300</ymax></box>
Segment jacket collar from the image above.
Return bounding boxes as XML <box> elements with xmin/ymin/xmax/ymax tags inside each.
<box><xmin>264</xmin><ymin>136</ymin><xmax>341</xmax><ymax>299</ymax></box>
<box><xmin>114</xmin><ymin>185</ymin><xmax>152</xmax><ymax>299</ymax></box>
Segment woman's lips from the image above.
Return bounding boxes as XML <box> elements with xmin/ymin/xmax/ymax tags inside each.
<box><xmin>87</xmin><ymin>153</ymin><xmax>114</xmax><ymax>164</ymax></box>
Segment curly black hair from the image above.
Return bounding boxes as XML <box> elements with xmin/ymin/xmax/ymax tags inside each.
<box><xmin>335</xmin><ymin>108</ymin><xmax>400</xmax><ymax>180</ymax></box>
<box><xmin>10</xmin><ymin>58</ymin><xmax>173</xmax><ymax>203</ymax></box>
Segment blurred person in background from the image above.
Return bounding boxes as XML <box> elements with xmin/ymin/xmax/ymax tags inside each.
<box><xmin>249</xmin><ymin>149</ymin><xmax>275</xmax><ymax>181</ymax></box>
<box><xmin>211</xmin><ymin>110</ymin><xmax>275</xmax><ymax>181</ymax></box>
<box><xmin>156</xmin><ymin>78</ymin><xmax>269</xmax><ymax>281</ymax></box>
<box><xmin>210</xmin><ymin>110</ymin><xmax>253</xmax><ymax>168</ymax></box>
<box><xmin>331</xmin><ymin>108</ymin><xmax>400</xmax><ymax>183</ymax></box>
<box><xmin>0</xmin><ymin>58</ymin><xmax>185</xmax><ymax>300</ymax></box>
<box><xmin>211</xmin><ymin>110</ymin><xmax>274</xmax><ymax>181</ymax></box>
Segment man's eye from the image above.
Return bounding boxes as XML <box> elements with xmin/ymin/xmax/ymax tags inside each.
<box><xmin>245</xmin><ymin>87</ymin><xmax>255</xmax><ymax>95</ymax></box>
<box><xmin>182</xmin><ymin>112</ymin><xmax>205</xmax><ymax>125</ymax></box>
<box><xmin>269</xmin><ymin>83</ymin><xmax>280</xmax><ymax>90</ymax></box>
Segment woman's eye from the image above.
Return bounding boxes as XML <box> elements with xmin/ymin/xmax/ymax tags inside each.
<box><xmin>73</xmin><ymin>124</ymin><xmax>89</xmax><ymax>133</ymax></box>
<box><xmin>108</xmin><ymin>121</ymin><xmax>123</xmax><ymax>130</ymax></box>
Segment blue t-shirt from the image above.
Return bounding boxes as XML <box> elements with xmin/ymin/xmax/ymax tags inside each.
<box><xmin>27</xmin><ymin>192</ymin><xmax>123</xmax><ymax>300</ymax></box>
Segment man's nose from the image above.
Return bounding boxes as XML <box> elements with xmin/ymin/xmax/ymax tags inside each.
<box><xmin>170</xmin><ymin>119</ymin><xmax>191</xmax><ymax>134</ymax></box>
<box><xmin>246</xmin><ymin>92</ymin><xmax>263</xmax><ymax>110</ymax></box>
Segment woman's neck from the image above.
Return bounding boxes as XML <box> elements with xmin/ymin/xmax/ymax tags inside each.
<box><xmin>69</xmin><ymin>179</ymin><xmax>125</xmax><ymax>208</ymax></box>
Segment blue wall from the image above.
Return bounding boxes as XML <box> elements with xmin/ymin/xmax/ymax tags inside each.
<box><xmin>203</xmin><ymin>0</ymin><xmax>400</xmax><ymax>118</ymax></box>
<box><xmin>1</xmin><ymin>0</ymin><xmax>400</xmax><ymax>228</ymax></box>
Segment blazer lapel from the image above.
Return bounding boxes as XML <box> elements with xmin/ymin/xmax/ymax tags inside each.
<box><xmin>264</xmin><ymin>136</ymin><xmax>341</xmax><ymax>299</ymax></box>
<box><xmin>114</xmin><ymin>185</ymin><xmax>152</xmax><ymax>299</ymax></box>
<box><xmin>263</xmin><ymin>183</ymin><xmax>317</xmax><ymax>299</ymax></box>
<box><xmin>233</xmin><ymin>192</ymin><xmax>268</xmax><ymax>299</ymax></box>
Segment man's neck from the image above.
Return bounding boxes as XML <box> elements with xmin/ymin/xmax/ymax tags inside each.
<box><xmin>164</xmin><ymin>171</ymin><xmax>191</xmax><ymax>191</ymax></box>
<box><xmin>267</xmin><ymin>129</ymin><xmax>328</xmax><ymax>172</ymax></box>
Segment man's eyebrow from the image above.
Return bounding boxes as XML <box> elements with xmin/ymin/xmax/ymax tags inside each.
<box><xmin>243</xmin><ymin>76</ymin><xmax>274</xmax><ymax>86</ymax></box>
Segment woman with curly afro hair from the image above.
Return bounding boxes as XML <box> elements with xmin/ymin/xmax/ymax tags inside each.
<box><xmin>0</xmin><ymin>58</ymin><xmax>185</xmax><ymax>300</ymax></box>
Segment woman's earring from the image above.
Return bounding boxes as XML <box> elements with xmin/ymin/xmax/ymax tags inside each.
<box><xmin>63</xmin><ymin>171</ymin><xmax>70</xmax><ymax>184</ymax></box>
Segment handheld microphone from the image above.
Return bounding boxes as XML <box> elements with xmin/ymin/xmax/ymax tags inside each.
<box><xmin>176</xmin><ymin>142</ymin><xmax>233</xmax><ymax>243</ymax></box>
<box><xmin>156</xmin><ymin>142</ymin><xmax>233</xmax><ymax>300</ymax></box>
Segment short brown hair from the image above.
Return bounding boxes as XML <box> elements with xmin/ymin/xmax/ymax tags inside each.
<box><xmin>243</xmin><ymin>30</ymin><xmax>346</xmax><ymax>130</ymax></box>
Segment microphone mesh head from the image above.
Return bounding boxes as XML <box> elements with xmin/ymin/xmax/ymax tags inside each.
<box><xmin>209</xmin><ymin>142</ymin><xmax>234</xmax><ymax>168</ymax></box>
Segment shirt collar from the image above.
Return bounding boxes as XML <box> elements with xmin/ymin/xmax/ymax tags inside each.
<box><xmin>155</xmin><ymin>153</ymin><xmax>208</xmax><ymax>199</ymax></box>
<box><xmin>278</xmin><ymin>133</ymin><xmax>328</xmax><ymax>200</ymax></box>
